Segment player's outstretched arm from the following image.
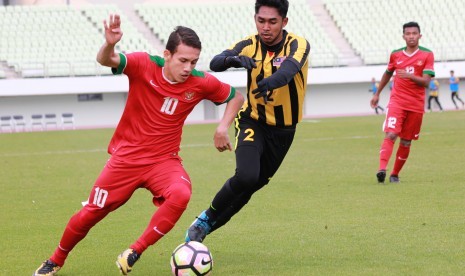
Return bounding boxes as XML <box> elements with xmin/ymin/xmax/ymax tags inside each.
<box><xmin>96</xmin><ymin>14</ymin><xmax>123</xmax><ymax>68</ymax></box>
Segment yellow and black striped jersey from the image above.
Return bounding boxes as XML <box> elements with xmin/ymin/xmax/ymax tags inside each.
<box><xmin>228</xmin><ymin>30</ymin><xmax>309</xmax><ymax>127</ymax></box>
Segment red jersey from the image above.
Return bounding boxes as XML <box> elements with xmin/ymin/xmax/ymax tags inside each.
<box><xmin>109</xmin><ymin>52</ymin><xmax>235</xmax><ymax>164</ymax></box>
<box><xmin>386</xmin><ymin>46</ymin><xmax>435</xmax><ymax>113</ymax></box>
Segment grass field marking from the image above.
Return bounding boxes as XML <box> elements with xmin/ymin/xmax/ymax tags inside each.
<box><xmin>0</xmin><ymin>148</ymin><xmax>106</xmax><ymax>157</ymax></box>
<box><xmin>301</xmin><ymin>135</ymin><xmax>375</xmax><ymax>142</ymax></box>
<box><xmin>299</xmin><ymin>129</ymin><xmax>464</xmax><ymax>143</ymax></box>
<box><xmin>181</xmin><ymin>143</ymin><xmax>212</xmax><ymax>148</ymax></box>
<box><xmin>0</xmin><ymin>143</ymin><xmax>213</xmax><ymax>158</ymax></box>
<box><xmin>301</xmin><ymin>119</ymin><xmax>321</xmax><ymax>123</ymax></box>
<box><xmin>0</xmin><ymin>129</ymin><xmax>459</xmax><ymax>158</ymax></box>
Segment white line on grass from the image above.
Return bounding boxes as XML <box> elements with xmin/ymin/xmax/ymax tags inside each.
<box><xmin>0</xmin><ymin>144</ymin><xmax>212</xmax><ymax>157</ymax></box>
<box><xmin>301</xmin><ymin>135</ymin><xmax>375</xmax><ymax>141</ymax></box>
<box><xmin>0</xmin><ymin>131</ymin><xmax>448</xmax><ymax>157</ymax></box>
<box><xmin>299</xmin><ymin>131</ymin><xmax>450</xmax><ymax>142</ymax></box>
<box><xmin>0</xmin><ymin>148</ymin><xmax>106</xmax><ymax>157</ymax></box>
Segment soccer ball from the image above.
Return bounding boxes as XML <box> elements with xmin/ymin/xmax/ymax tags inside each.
<box><xmin>170</xmin><ymin>241</ymin><xmax>213</xmax><ymax>276</ymax></box>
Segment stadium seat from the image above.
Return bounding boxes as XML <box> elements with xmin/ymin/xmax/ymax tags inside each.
<box><xmin>0</xmin><ymin>115</ymin><xmax>13</xmax><ymax>133</ymax></box>
<box><xmin>12</xmin><ymin>115</ymin><xmax>26</xmax><ymax>132</ymax></box>
<box><xmin>81</xmin><ymin>4</ymin><xmax>154</xmax><ymax>57</ymax></box>
<box><xmin>2</xmin><ymin>0</ymin><xmax>465</xmax><ymax>75</ymax></box>
<box><xmin>323</xmin><ymin>0</ymin><xmax>465</xmax><ymax>64</ymax></box>
<box><xmin>44</xmin><ymin>113</ymin><xmax>58</xmax><ymax>130</ymax></box>
<box><xmin>0</xmin><ymin>4</ymin><xmax>145</xmax><ymax>77</ymax></box>
<box><xmin>135</xmin><ymin>1</ymin><xmax>340</xmax><ymax>68</ymax></box>
<box><xmin>30</xmin><ymin>114</ymin><xmax>44</xmax><ymax>131</ymax></box>
<box><xmin>61</xmin><ymin>113</ymin><xmax>75</xmax><ymax>130</ymax></box>
<box><xmin>47</xmin><ymin>62</ymin><xmax>72</xmax><ymax>78</ymax></box>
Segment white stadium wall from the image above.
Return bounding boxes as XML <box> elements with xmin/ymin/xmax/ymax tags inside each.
<box><xmin>0</xmin><ymin>61</ymin><xmax>464</xmax><ymax>130</ymax></box>
<box><xmin>2</xmin><ymin>0</ymin><xmax>465</xmax><ymax>131</ymax></box>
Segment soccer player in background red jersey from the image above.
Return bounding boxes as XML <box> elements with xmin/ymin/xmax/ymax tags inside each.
<box><xmin>371</xmin><ymin>21</ymin><xmax>435</xmax><ymax>184</ymax></box>
<box><xmin>33</xmin><ymin>14</ymin><xmax>244</xmax><ymax>275</ymax></box>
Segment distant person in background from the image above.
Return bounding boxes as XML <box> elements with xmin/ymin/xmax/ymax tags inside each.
<box><xmin>370</xmin><ymin>21</ymin><xmax>434</xmax><ymax>184</ymax></box>
<box><xmin>449</xmin><ymin>70</ymin><xmax>464</xmax><ymax>109</ymax></box>
<box><xmin>32</xmin><ymin>14</ymin><xmax>244</xmax><ymax>276</ymax></box>
<box><xmin>427</xmin><ymin>78</ymin><xmax>443</xmax><ymax>112</ymax></box>
<box><xmin>369</xmin><ymin>77</ymin><xmax>385</xmax><ymax>114</ymax></box>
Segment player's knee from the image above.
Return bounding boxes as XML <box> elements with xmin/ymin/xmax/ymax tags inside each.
<box><xmin>232</xmin><ymin>174</ymin><xmax>259</xmax><ymax>192</ymax></box>
<box><xmin>235</xmin><ymin>168</ymin><xmax>260</xmax><ymax>187</ymax></box>
<box><xmin>72</xmin><ymin>207</ymin><xmax>107</xmax><ymax>231</ymax></box>
<box><xmin>257</xmin><ymin>176</ymin><xmax>270</xmax><ymax>187</ymax></box>
<box><xmin>385</xmin><ymin>132</ymin><xmax>398</xmax><ymax>141</ymax></box>
<box><xmin>166</xmin><ymin>182</ymin><xmax>192</xmax><ymax>208</ymax></box>
<box><xmin>400</xmin><ymin>139</ymin><xmax>411</xmax><ymax>147</ymax></box>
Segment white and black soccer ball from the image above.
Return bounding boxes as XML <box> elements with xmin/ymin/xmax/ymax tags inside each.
<box><xmin>170</xmin><ymin>241</ymin><xmax>213</xmax><ymax>276</ymax></box>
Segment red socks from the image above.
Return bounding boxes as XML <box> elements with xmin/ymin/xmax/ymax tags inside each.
<box><xmin>379</xmin><ymin>137</ymin><xmax>411</xmax><ymax>176</ymax></box>
<box><xmin>130</xmin><ymin>200</ymin><xmax>186</xmax><ymax>254</ymax></box>
<box><xmin>392</xmin><ymin>143</ymin><xmax>410</xmax><ymax>176</ymax></box>
<box><xmin>50</xmin><ymin>208</ymin><xmax>106</xmax><ymax>266</ymax></box>
<box><xmin>379</xmin><ymin>138</ymin><xmax>394</xmax><ymax>171</ymax></box>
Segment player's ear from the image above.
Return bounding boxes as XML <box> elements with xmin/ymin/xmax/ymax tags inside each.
<box><xmin>163</xmin><ymin>49</ymin><xmax>171</xmax><ymax>61</ymax></box>
<box><xmin>282</xmin><ymin>17</ymin><xmax>288</xmax><ymax>28</ymax></box>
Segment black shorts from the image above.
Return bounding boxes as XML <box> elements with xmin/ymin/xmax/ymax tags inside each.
<box><xmin>235</xmin><ymin>116</ymin><xmax>295</xmax><ymax>181</ymax></box>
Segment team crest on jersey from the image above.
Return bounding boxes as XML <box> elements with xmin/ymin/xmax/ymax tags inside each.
<box><xmin>417</xmin><ymin>60</ymin><xmax>423</xmax><ymax>66</ymax></box>
<box><xmin>273</xmin><ymin>56</ymin><xmax>287</xmax><ymax>66</ymax></box>
<box><xmin>184</xmin><ymin>91</ymin><xmax>195</xmax><ymax>101</ymax></box>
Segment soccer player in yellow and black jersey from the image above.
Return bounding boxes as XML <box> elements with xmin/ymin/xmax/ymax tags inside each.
<box><xmin>186</xmin><ymin>0</ymin><xmax>310</xmax><ymax>243</ymax></box>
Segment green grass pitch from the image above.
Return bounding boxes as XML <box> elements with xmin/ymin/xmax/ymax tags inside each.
<box><xmin>1</xmin><ymin>111</ymin><xmax>464</xmax><ymax>275</ymax></box>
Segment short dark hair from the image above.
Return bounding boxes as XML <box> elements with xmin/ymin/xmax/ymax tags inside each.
<box><xmin>403</xmin><ymin>21</ymin><xmax>421</xmax><ymax>33</ymax></box>
<box><xmin>166</xmin><ymin>26</ymin><xmax>202</xmax><ymax>54</ymax></box>
<box><xmin>255</xmin><ymin>0</ymin><xmax>289</xmax><ymax>18</ymax></box>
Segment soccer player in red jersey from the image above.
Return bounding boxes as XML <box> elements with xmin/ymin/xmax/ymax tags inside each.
<box><xmin>33</xmin><ymin>14</ymin><xmax>244</xmax><ymax>276</ymax></box>
<box><xmin>370</xmin><ymin>21</ymin><xmax>435</xmax><ymax>184</ymax></box>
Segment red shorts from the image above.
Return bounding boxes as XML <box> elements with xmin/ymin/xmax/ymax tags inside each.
<box><xmin>382</xmin><ymin>106</ymin><xmax>423</xmax><ymax>140</ymax></box>
<box><xmin>83</xmin><ymin>156</ymin><xmax>192</xmax><ymax>212</ymax></box>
